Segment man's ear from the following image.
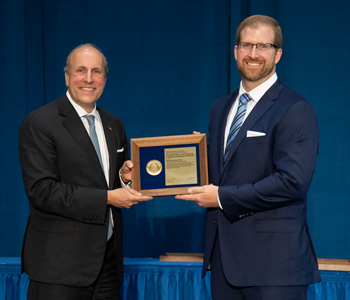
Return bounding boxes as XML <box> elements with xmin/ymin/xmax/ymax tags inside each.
<box><xmin>234</xmin><ymin>45</ymin><xmax>238</xmax><ymax>62</ymax></box>
<box><xmin>64</xmin><ymin>72</ymin><xmax>69</xmax><ymax>87</ymax></box>
<box><xmin>274</xmin><ymin>48</ymin><xmax>282</xmax><ymax>64</ymax></box>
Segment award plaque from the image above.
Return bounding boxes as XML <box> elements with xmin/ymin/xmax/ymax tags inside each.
<box><xmin>130</xmin><ymin>134</ymin><xmax>208</xmax><ymax>196</ymax></box>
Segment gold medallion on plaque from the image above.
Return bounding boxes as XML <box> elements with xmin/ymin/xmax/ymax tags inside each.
<box><xmin>146</xmin><ymin>160</ymin><xmax>163</xmax><ymax>176</ymax></box>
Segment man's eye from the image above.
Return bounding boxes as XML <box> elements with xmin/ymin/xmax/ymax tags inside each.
<box><xmin>258</xmin><ymin>44</ymin><xmax>268</xmax><ymax>49</ymax></box>
<box><xmin>242</xmin><ymin>43</ymin><xmax>251</xmax><ymax>49</ymax></box>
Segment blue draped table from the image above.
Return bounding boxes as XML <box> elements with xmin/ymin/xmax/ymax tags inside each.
<box><xmin>0</xmin><ymin>257</ymin><xmax>349</xmax><ymax>300</ymax></box>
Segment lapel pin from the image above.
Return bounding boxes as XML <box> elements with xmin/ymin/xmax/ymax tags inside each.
<box><xmin>108</xmin><ymin>127</ymin><xmax>112</xmax><ymax>131</ymax></box>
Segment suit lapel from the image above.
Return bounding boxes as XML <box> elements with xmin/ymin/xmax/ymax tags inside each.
<box><xmin>221</xmin><ymin>80</ymin><xmax>283</xmax><ymax>176</ymax></box>
<box><xmin>217</xmin><ymin>92</ymin><xmax>239</xmax><ymax>172</ymax></box>
<box><xmin>58</xmin><ymin>96</ymin><xmax>107</xmax><ymax>187</ymax></box>
<box><xmin>98</xmin><ymin>108</ymin><xmax>117</xmax><ymax>190</ymax></box>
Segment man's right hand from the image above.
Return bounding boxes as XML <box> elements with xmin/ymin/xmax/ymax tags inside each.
<box><xmin>107</xmin><ymin>188</ymin><xmax>152</xmax><ymax>209</ymax></box>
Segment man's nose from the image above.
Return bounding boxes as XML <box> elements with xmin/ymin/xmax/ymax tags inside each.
<box><xmin>85</xmin><ymin>71</ymin><xmax>93</xmax><ymax>83</ymax></box>
<box><xmin>248</xmin><ymin>45</ymin><xmax>259</xmax><ymax>58</ymax></box>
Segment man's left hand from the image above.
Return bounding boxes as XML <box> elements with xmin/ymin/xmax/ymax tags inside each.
<box><xmin>120</xmin><ymin>160</ymin><xmax>133</xmax><ymax>183</ymax></box>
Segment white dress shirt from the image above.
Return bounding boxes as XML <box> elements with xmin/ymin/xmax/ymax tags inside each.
<box><xmin>223</xmin><ymin>73</ymin><xmax>278</xmax><ymax>152</ymax></box>
<box><xmin>218</xmin><ymin>73</ymin><xmax>278</xmax><ymax>209</ymax></box>
<box><xmin>67</xmin><ymin>91</ymin><xmax>130</xmax><ymax>189</ymax></box>
<box><xmin>66</xmin><ymin>91</ymin><xmax>110</xmax><ymax>186</ymax></box>
<box><xmin>66</xmin><ymin>91</ymin><xmax>115</xmax><ymax>230</ymax></box>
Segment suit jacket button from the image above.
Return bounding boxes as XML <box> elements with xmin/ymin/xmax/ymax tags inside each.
<box><xmin>213</xmin><ymin>220</ymin><xmax>217</xmax><ymax>224</ymax></box>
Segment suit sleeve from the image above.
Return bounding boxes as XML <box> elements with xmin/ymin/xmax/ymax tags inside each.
<box><xmin>219</xmin><ymin>100</ymin><xmax>319</xmax><ymax>222</ymax></box>
<box><xmin>18</xmin><ymin>113</ymin><xmax>108</xmax><ymax>224</ymax></box>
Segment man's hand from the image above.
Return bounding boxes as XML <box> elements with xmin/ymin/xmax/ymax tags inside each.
<box><xmin>120</xmin><ymin>160</ymin><xmax>133</xmax><ymax>183</ymax></box>
<box><xmin>107</xmin><ymin>188</ymin><xmax>152</xmax><ymax>209</ymax></box>
<box><xmin>175</xmin><ymin>184</ymin><xmax>220</xmax><ymax>208</ymax></box>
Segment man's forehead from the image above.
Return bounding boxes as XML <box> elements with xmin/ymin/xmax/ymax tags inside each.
<box><xmin>72</xmin><ymin>47</ymin><xmax>102</xmax><ymax>59</ymax></box>
<box><xmin>240</xmin><ymin>25</ymin><xmax>275</xmax><ymax>41</ymax></box>
<box><xmin>242</xmin><ymin>24</ymin><xmax>274</xmax><ymax>34</ymax></box>
<box><xmin>71</xmin><ymin>47</ymin><xmax>103</xmax><ymax>66</ymax></box>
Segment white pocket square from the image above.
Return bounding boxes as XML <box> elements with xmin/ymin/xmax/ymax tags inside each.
<box><xmin>116</xmin><ymin>147</ymin><xmax>124</xmax><ymax>153</ymax></box>
<box><xmin>246</xmin><ymin>130</ymin><xmax>266</xmax><ymax>137</ymax></box>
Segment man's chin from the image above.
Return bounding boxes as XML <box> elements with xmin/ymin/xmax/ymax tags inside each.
<box><xmin>241</xmin><ymin>72</ymin><xmax>263</xmax><ymax>83</ymax></box>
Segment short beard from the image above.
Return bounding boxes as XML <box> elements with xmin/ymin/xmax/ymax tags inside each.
<box><xmin>237</xmin><ymin>58</ymin><xmax>275</xmax><ymax>83</ymax></box>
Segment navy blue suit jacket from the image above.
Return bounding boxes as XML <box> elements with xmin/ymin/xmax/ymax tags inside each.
<box><xmin>203</xmin><ymin>80</ymin><xmax>321</xmax><ymax>286</ymax></box>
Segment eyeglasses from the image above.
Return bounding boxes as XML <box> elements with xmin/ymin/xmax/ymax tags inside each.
<box><xmin>238</xmin><ymin>42</ymin><xmax>278</xmax><ymax>53</ymax></box>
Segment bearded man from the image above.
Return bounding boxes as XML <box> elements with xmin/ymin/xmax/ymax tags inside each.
<box><xmin>177</xmin><ymin>15</ymin><xmax>321</xmax><ymax>300</ymax></box>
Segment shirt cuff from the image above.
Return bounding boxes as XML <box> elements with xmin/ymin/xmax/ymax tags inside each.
<box><xmin>119</xmin><ymin>169</ymin><xmax>132</xmax><ymax>188</ymax></box>
<box><xmin>217</xmin><ymin>190</ymin><xmax>223</xmax><ymax>210</ymax></box>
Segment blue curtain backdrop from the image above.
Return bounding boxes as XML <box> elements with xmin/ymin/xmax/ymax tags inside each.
<box><xmin>1</xmin><ymin>0</ymin><xmax>349</xmax><ymax>260</ymax></box>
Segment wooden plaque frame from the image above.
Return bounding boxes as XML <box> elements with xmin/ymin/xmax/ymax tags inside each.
<box><xmin>130</xmin><ymin>134</ymin><xmax>208</xmax><ymax>196</ymax></box>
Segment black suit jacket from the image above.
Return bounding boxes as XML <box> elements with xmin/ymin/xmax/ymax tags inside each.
<box><xmin>19</xmin><ymin>94</ymin><xmax>127</xmax><ymax>287</ymax></box>
<box><xmin>203</xmin><ymin>80</ymin><xmax>321</xmax><ymax>286</ymax></box>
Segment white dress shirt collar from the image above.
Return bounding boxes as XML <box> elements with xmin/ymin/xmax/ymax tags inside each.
<box><xmin>66</xmin><ymin>91</ymin><xmax>100</xmax><ymax>121</ymax></box>
<box><xmin>238</xmin><ymin>73</ymin><xmax>278</xmax><ymax>102</ymax></box>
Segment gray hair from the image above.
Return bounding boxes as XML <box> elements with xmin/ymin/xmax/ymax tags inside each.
<box><xmin>64</xmin><ymin>43</ymin><xmax>109</xmax><ymax>75</ymax></box>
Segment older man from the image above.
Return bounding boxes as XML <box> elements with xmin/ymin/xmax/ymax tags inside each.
<box><xmin>19</xmin><ymin>44</ymin><xmax>152</xmax><ymax>300</ymax></box>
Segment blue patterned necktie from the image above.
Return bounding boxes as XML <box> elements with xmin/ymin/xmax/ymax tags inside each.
<box><xmin>84</xmin><ymin>115</ymin><xmax>113</xmax><ymax>240</ymax></box>
<box><xmin>224</xmin><ymin>93</ymin><xmax>252</xmax><ymax>161</ymax></box>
